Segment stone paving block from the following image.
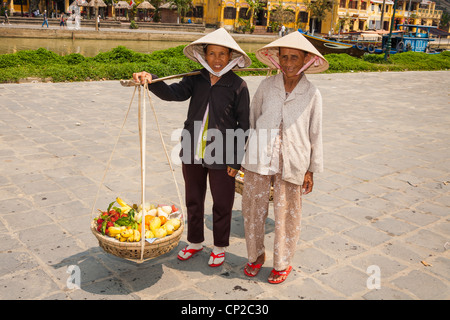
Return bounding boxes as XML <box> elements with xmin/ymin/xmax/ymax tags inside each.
<box><xmin>404</xmin><ymin>229</ymin><xmax>448</xmax><ymax>253</ymax></box>
<box><xmin>343</xmin><ymin>225</ymin><xmax>392</xmax><ymax>247</ymax></box>
<box><xmin>393</xmin><ymin>209</ymin><xmax>440</xmax><ymax>227</ymax></box>
<box><xmin>313</xmin><ymin>265</ymin><xmax>369</xmax><ymax>297</ymax></box>
<box><xmin>313</xmin><ymin>234</ymin><xmax>367</xmax><ymax>259</ymax></box>
<box><xmin>284</xmin><ymin>277</ymin><xmax>342</xmax><ymax>299</ymax></box>
<box><xmin>356</xmin><ymin>197</ymin><xmax>401</xmax><ymax>215</ymax></box>
<box><xmin>0</xmin><ymin>269</ymin><xmax>62</xmax><ymax>300</ymax></box>
<box><xmin>391</xmin><ymin>270</ymin><xmax>449</xmax><ymax>299</ymax></box>
<box><xmin>380</xmin><ymin>240</ymin><xmax>432</xmax><ymax>265</ymax></box>
<box><xmin>362</xmin><ymin>286</ymin><xmax>414</xmax><ymax>300</ymax></box>
<box><xmin>350</xmin><ymin>253</ymin><xmax>408</xmax><ymax>279</ymax></box>
<box><xmin>331</xmin><ymin>187</ymin><xmax>372</xmax><ymax>203</ymax></box>
<box><xmin>372</xmin><ymin>217</ymin><xmax>418</xmax><ymax>236</ymax></box>
<box><xmin>292</xmin><ymin>247</ymin><xmax>336</xmax><ymax>274</ymax></box>
<box><xmin>2</xmin><ymin>209</ymin><xmax>54</xmax><ymax>232</ymax></box>
<box><xmin>308</xmin><ymin>211</ymin><xmax>358</xmax><ymax>233</ymax></box>
<box><xmin>68</xmin><ymin>276</ymin><xmax>137</xmax><ymax>300</ymax></box>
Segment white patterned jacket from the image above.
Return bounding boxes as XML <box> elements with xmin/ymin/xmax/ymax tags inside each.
<box><xmin>242</xmin><ymin>72</ymin><xmax>323</xmax><ymax>186</ymax></box>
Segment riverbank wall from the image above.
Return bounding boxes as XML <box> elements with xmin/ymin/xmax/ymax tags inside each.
<box><xmin>0</xmin><ymin>23</ymin><xmax>278</xmax><ymax>44</ymax></box>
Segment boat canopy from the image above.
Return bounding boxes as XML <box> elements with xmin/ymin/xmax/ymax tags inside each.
<box><xmin>428</xmin><ymin>28</ymin><xmax>450</xmax><ymax>37</ymax></box>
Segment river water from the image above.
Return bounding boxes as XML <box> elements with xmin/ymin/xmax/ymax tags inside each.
<box><xmin>0</xmin><ymin>37</ymin><xmax>264</xmax><ymax>56</ymax></box>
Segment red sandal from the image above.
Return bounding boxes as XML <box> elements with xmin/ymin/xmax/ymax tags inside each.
<box><xmin>268</xmin><ymin>266</ymin><xmax>293</xmax><ymax>284</ymax></box>
<box><xmin>208</xmin><ymin>251</ymin><xmax>225</xmax><ymax>267</ymax></box>
<box><xmin>244</xmin><ymin>262</ymin><xmax>263</xmax><ymax>277</ymax></box>
<box><xmin>177</xmin><ymin>246</ymin><xmax>203</xmax><ymax>261</ymax></box>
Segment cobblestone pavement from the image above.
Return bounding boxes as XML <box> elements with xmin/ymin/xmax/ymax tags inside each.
<box><xmin>0</xmin><ymin>71</ymin><xmax>449</xmax><ymax>300</ymax></box>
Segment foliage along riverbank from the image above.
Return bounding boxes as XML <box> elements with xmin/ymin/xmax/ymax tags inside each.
<box><xmin>0</xmin><ymin>45</ymin><xmax>449</xmax><ymax>83</ymax></box>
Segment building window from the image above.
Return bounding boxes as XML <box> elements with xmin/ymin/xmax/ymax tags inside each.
<box><xmin>239</xmin><ymin>7</ymin><xmax>249</xmax><ymax>19</ymax></box>
<box><xmin>361</xmin><ymin>1</ymin><xmax>367</xmax><ymax>10</ymax></box>
<box><xmin>298</xmin><ymin>11</ymin><xmax>308</xmax><ymax>23</ymax></box>
<box><xmin>339</xmin><ymin>0</ymin><xmax>346</xmax><ymax>8</ymax></box>
<box><xmin>224</xmin><ymin>7</ymin><xmax>237</xmax><ymax>19</ymax></box>
<box><xmin>348</xmin><ymin>0</ymin><xmax>358</xmax><ymax>9</ymax></box>
<box><xmin>194</xmin><ymin>6</ymin><xmax>204</xmax><ymax>18</ymax></box>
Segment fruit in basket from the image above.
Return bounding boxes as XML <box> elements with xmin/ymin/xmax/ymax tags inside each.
<box><xmin>120</xmin><ymin>228</ymin><xmax>134</xmax><ymax>238</ymax></box>
<box><xmin>116</xmin><ymin>197</ymin><xmax>132</xmax><ymax>213</ymax></box>
<box><xmin>163</xmin><ymin>222</ymin><xmax>175</xmax><ymax>235</ymax></box>
<box><xmin>149</xmin><ymin>216</ymin><xmax>161</xmax><ymax>233</ymax></box>
<box><xmin>145</xmin><ymin>230</ymin><xmax>155</xmax><ymax>239</ymax></box>
<box><xmin>157</xmin><ymin>207</ymin><xmax>168</xmax><ymax>219</ymax></box>
<box><xmin>127</xmin><ymin>229</ymin><xmax>140</xmax><ymax>242</ymax></box>
<box><xmin>108</xmin><ymin>226</ymin><xmax>126</xmax><ymax>237</ymax></box>
<box><xmin>166</xmin><ymin>218</ymin><xmax>181</xmax><ymax>231</ymax></box>
<box><xmin>159</xmin><ymin>216</ymin><xmax>167</xmax><ymax>226</ymax></box>
<box><xmin>161</xmin><ymin>205</ymin><xmax>172</xmax><ymax>214</ymax></box>
<box><xmin>154</xmin><ymin>227</ymin><xmax>167</xmax><ymax>238</ymax></box>
<box><xmin>147</xmin><ymin>208</ymin><xmax>157</xmax><ymax>217</ymax></box>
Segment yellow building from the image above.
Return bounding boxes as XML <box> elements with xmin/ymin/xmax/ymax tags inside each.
<box><xmin>188</xmin><ymin>0</ymin><xmax>442</xmax><ymax>34</ymax></box>
<box><xmin>3</xmin><ymin>0</ymin><xmax>71</xmax><ymax>16</ymax></box>
<box><xmin>334</xmin><ymin>0</ymin><xmax>443</xmax><ymax>33</ymax></box>
<box><xmin>189</xmin><ymin>0</ymin><xmax>311</xmax><ymax>32</ymax></box>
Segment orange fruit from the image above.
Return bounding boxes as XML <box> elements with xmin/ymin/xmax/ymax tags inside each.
<box><xmin>145</xmin><ymin>215</ymin><xmax>153</xmax><ymax>226</ymax></box>
<box><xmin>159</xmin><ymin>216</ymin><xmax>167</xmax><ymax>226</ymax></box>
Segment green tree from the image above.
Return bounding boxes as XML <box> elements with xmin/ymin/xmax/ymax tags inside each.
<box><xmin>170</xmin><ymin>0</ymin><xmax>192</xmax><ymax>23</ymax></box>
<box><xmin>246</xmin><ymin>0</ymin><xmax>264</xmax><ymax>27</ymax></box>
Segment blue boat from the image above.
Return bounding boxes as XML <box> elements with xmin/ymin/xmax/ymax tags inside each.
<box><xmin>380</xmin><ymin>24</ymin><xmax>439</xmax><ymax>54</ymax></box>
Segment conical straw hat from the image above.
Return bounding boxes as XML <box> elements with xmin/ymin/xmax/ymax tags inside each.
<box><xmin>183</xmin><ymin>28</ymin><xmax>252</xmax><ymax>68</ymax></box>
<box><xmin>256</xmin><ymin>31</ymin><xmax>329</xmax><ymax>74</ymax></box>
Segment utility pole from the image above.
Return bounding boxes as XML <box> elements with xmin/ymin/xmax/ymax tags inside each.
<box><xmin>380</xmin><ymin>0</ymin><xmax>386</xmax><ymax>30</ymax></box>
<box><xmin>95</xmin><ymin>0</ymin><xmax>99</xmax><ymax>31</ymax></box>
<box><xmin>384</xmin><ymin>0</ymin><xmax>399</xmax><ymax>61</ymax></box>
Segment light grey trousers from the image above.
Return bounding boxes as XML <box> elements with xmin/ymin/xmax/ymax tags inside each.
<box><xmin>242</xmin><ymin>167</ymin><xmax>303</xmax><ymax>271</ymax></box>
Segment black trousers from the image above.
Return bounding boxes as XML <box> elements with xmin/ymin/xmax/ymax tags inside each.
<box><xmin>182</xmin><ymin>163</ymin><xmax>236</xmax><ymax>247</ymax></box>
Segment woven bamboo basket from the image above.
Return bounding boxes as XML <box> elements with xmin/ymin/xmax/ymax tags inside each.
<box><xmin>90</xmin><ymin>220</ymin><xmax>184</xmax><ymax>261</ymax></box>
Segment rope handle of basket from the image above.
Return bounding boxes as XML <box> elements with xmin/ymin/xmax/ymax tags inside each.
<box><xmin>89</xmin><ymin>81</ymin><xmax>186</xmax><ymax>261</ymax></box>
<box><xmin>90</xmin><ymin>87</ymin><xmax>137</xmax><ymax>220</ymax></box>
<box><xmin>140</xmin><ymin>81</ymin><xmax>186</xmax><ymax>260</ymax></box>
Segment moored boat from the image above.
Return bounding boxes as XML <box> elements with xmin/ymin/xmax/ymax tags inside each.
<box><xmin>301</xmin><ymin>32</ymin><xmax>366</xmax><ymax>58</ymax></box>
<box><xmin>381</xmin><ymin>24</ymin><xmax>439</xmax><ymax>54</ymax></box>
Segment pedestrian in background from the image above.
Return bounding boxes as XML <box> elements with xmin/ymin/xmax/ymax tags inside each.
<box><xmin>42</xmin><ymin>10</ymin><xmax>49</xmax><ymax>28</ymax></box>
<box><xmin>2</xmin><ymin>8</ymin><xmax>10</xmax><ymax>25</ymax></box>
<box><xmin>59</xmin><ymin>12</ymin><xmax>66</xmax><ymax>29</ymax></box>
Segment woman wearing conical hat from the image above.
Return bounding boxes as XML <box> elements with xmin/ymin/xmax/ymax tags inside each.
<box><xmin>241</xmin><ymin>31</ymin><xmax>329</xmax><ymax>284</ymax></box>
<box><xmin>133</xmin><ymin>28</ymin><xmax>251</xmax><ymax>267</ymax></box>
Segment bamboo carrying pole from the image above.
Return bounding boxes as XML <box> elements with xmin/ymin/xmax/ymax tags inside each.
<box><xmin>138</xmin><ymin>85</ymin><xmax>147</xmax><ymax>261</ymax></box>
<box><xmin>120</xmin><ymin>68</ymin><xmax>272</xmax><ymax>87</ymax></box>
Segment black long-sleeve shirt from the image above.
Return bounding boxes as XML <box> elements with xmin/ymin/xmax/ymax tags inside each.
<box><xmin>148</xmin><ymin>68</ymin><xmax>250</xmax><ymax>170</ymax></box>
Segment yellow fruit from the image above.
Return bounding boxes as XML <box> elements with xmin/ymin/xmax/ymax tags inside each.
<box><xmin>163</xmin><ymin>223</ymin><xmax>174</xmax><ymax>235</ymax></box>
<box><xmin>120</xmin><ymin>206</ymin><xmax>131</xmax><ymax>214</ymax></box>
<box><xmin>133</xmin><ymin>230</ymin><xmax>141</xmax><ymax>242</ymax></box>
<box><xmin>120</xmin><ymin>229</ymin><xmax>133</xmax><ymax>238</ymax></box>
<box><xmin>145</xmin><ymin>230</ymin><xmax>155</xmax><ymax>239</ymax></box>
<box><xmin>116</xmin><ymin>197</ymin><xmax>129</xmax><ymax>207</ymax></box>
<box><xmin>149</xmin><ymin>216</ymin><xmax>161</xmax><ymax>232</ymax></box>
<box><xmin>167</xmin><ymin>218</ymin><xmax>181</xmax><ymax>231</ymax></box>
<box><xmin>108</xmin><ymin>226</ymin><xmax>125</xmax><ymax>237</ymax></box>
<box><xmin>154</xmin><ymin>227</ymin><xmax>167</xmax><ymax>238</ymax></box>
